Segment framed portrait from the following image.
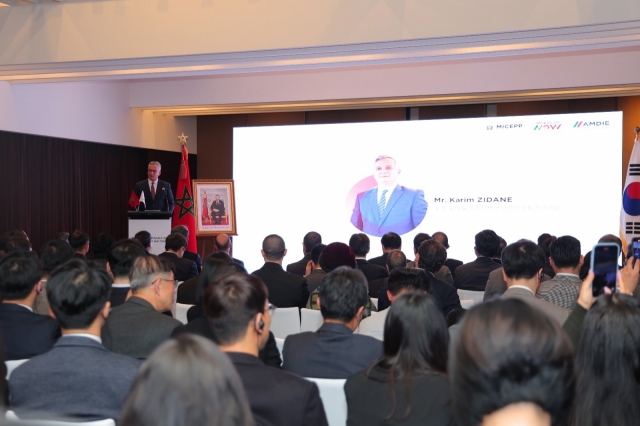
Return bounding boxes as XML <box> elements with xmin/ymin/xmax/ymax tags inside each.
<box><xmin>193</xmin><ymin>180</ymin><xmax>237</xmax><ymax>236</ymax></box>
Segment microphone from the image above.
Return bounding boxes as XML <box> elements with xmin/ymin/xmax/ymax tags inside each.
<box><xmin>162</xmin><ymin>187</ymin><xmax>169</xmax><ymax>212</ymax></box>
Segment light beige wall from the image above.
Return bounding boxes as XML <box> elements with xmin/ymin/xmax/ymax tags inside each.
<box><xmin>1</xmin><ymin>0</ymin><xmax>639</xmax><ymax>64</ymax></box>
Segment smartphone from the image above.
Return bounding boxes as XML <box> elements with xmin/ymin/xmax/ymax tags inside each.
<box><xmin>634</xmin><ymin>240</ymin><xmax>640</xmax><ymax>261</ymax></box>
<box><xmin>591</xmin><ymin>243</ymin><xmax>620</xmax><ymax>297</ymax></box>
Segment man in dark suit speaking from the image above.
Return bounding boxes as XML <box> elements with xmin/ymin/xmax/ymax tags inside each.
<box><xmin>133</xmin><ymin>161</ymin><xmax>175</xmax><ymax>212</ymax></box>
<box><xmin>351</xmin><ymin>156</ymin><xmax>427</xmax><ymax>237</ymax></box>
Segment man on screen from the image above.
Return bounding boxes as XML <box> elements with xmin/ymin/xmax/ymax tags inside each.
<box><xmin>133</xmin><ymin>161</ymin><xmax>175</xmax><ymax>212</ymax></box>
<box><xmin>350</xmin><ymin>156</ymin><xmax>428</xmax><ymax>237</ymax></box>
<box><xmin>211</xmin><ymin>195</ymin><xmax>225</xmax><ymax>225</ymax></box>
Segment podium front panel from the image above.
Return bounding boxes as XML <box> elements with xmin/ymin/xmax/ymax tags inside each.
<box><xmin>128</xmin><ymin>215</ymin><xmax>172</xmax><ymax>255</ymax></box>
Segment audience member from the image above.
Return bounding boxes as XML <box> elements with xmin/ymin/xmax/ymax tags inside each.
<box><xmin>92</xmin><ymin>232</ymin><xmax>116</xmax><ymax>269</ymax></box>
<box><xmin>286</xmin><ymin>231</ymin><xmax>322</xmax><ymax>276</ymax></box>
<box><xmin>102</xmin><ymin>256</ymin><xmax>181</xmax><ymax>359</ymax></box>
<box><xmin>55</xmin><ymin>232</ymin><xmax>70</xmax><ymax>243</ymax></box>
<box><xmin>208</xmin><ymin>273</ymin><xmax>328</xmax><ymax>426</ymax></box>
<box><xmin>177</xmin><ymin>251</ymin><xmax>231</xmax><ymax>307</ymax></box>
<box><xmin>405</xmin><ymin>233</ymin><xmax>454</xmax><ymax>285</ymax></box>
<box><xmin>406</xmin><ymin>232</ymin><xmax>431</xmax><ymax>267</ymax></box>
<box><xmin>304</xmin><ymin>243</ymin><xmax>327</xmax><ymax>293</ymax></box>
<box><xmin>69</xmin><ymin>230</ymin><xmax>90</xmax><ymax>260</ymax></box>
<box><xmin>171</xmin><ymin>225</ymin><xmax>203</xmax><ymax>271</ymax></box>
<box><xmin>538</xmin><ymin>233</ymin><xmax>557</xmax><ymax>278</ymax></box>
<box><xmin>451</xmin><ymin>299</ymin><xmax>574</xmax><ymax>426</ymax></box>
<box><xmin>346</xmin><ymin>292</ymin><xmax>452</xmax><ymax>426</ymax></box>
<box><xmin>492</xmin><ymin>236</ymin><xmax>507</xmax><ymax>264</ymax></box>
<box><xmin>349</xmin><ymin>233</ymin><xmax>388</xmax><ymax>284</ymax></box>
<box><xmin>453</xmin><ymin>229</ymin><xmax>501</xmax><ymax>291</ymax></box>
<box><xmin>284</xmin><ymin>266</ymin><xmax>382</xmax><ymax>378</ymax></box>
<box><xmin>369</xmin><ymin>232</ymin><xmax>401</xmax><ymax>267</ymax></box>
<box><xmin>432</xmin><ymin>231</ymin><xmax>463</xmax><ymax>274</ymax></box>
<box><xmin>106</xmin><ymin>239</ymin><xmax>147</xmax><ymax>308</ymax></box>
<box><xmin>215</xmin><ymin>233</ymin><xmax>244</xmax><ymax>265</ymax></box>
<box><xmin>252</xmin><ymin>234</ymin><xmax>309</xmax><ymax>309</ymax></box>
<box><xmin>10</xmin><ymin>260</ymin><xmax>141</xmax><ymax>422</ymax></box>
<box><xmin>0</xmin><ymin>230</ymin><xmax>29</xmax><ymax>256</ymax></box>
<box><xmin>34</xmin><ymin>239</ymin><xmax>74</xmax><ymax>315</ymax></box>
<box><xmin>500</xmin><ymin>240</ymin><xmax>569</xmax><ymax>326</ymax></box>
<box><xmin>536</xmin><ymin>236</ymin><xmax>583</xmax><ymax>310</ymax></box>
<box><xmin>484</xmin><ymin>266</ymin><xmax>552</xmax><ymax>302</ymax></box>
<box><xmin>158</xmin><ymin>233</ymin><xmax>198</xmax><ymax>281</ymax></box>
<box><xmin>120</xmin><ymin>335</ymin><xmax>254</xmax><ymax>426</ymax></box>
<box><xmin>373</xmin><ymin>249</ymin><xmax>407</xmax><ymax>308</ymax></box>
<box><xmin>134</xmin><ymin>230</ymin><xmax>152</xmax><ymax>254</ymax></box>
<box><xmin>358</xmin><ymin>268</ymin><xmax>430</xmax><ymax>340</ymax></box>
<box><xmin>415</xmin><ymin>239</ymin><xmax>462</xmax><ymax>316</ymax></box>
<box><xmin>0</xmin><ymin>251</ymin><xmax>60</xmax><ymax>360</ymax></box>
<box><xmin>5</xmin><ymin>237</ymin><xmax>32</xmax><ymax>253</ymax></box>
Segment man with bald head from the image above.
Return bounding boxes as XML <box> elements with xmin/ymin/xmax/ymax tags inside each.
<box><xmin>215</xmin><ymin>234</ymin><xmax>244</xmax><ymax>266</ymax></box>
<box><xmin>252</xmin><ymin>234</ymin><xmax>309</xmax><ymax>309</ymax></box>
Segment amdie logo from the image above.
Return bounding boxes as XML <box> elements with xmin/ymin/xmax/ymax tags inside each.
<box><xmin>534</xmin><ymin>122</ymin><xmax>561</xmax><ymax>130</ymax></box>
<box><xmin>574</xmin><ymin>121</ymin><xmax>609</xmax><ymax>128</ymax></box>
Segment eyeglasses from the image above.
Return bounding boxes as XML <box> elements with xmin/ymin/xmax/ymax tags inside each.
<box><xmin>158</xmin><ymin>278</ymin><xmax>177</xmax><ymax>289</ymax></box>
<box><xmin>267</xmin><ymin>303</ymin><xmax>277</xmax><ymax>316</ymax></box>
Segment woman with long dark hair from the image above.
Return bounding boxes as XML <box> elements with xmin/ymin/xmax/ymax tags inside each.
<box><xmin>345</xmin><ymin>292</ymin><xmax>452</xmax><ymax>425</ymax></box>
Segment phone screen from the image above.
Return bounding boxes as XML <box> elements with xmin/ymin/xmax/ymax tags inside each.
<box><xmin>591</xmin><ymin>244</ymin><xmax>619</xmax><ymax>297</ymax></box>
<box><xmin>634</xmin><ymin>241</ymin><xmax>640</xmax><ymax>260</ymax></box>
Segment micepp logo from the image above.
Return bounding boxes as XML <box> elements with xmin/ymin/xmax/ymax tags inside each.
<box><xmin>574</xmin><ymin>121</ymin><xmax>609</xmax><ymax>128</ymax></box>
<box><xmin>534</xmin><ymin>122</ymin><xmax>561</xmax><ymax>130</ymax></box>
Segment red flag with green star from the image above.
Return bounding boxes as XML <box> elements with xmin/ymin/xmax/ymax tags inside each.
<box><xmin>172</xmin><ymin>140</ymin><xmax>197</xmax><ymax>252</ymax></box>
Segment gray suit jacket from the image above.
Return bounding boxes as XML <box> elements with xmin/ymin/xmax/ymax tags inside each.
<box><xmin>502</xmin><ymin>287</ymin><xmax>569</xmax><ymax>326</ymax></box>
<box><xmin>484</xmin><ymin>268</ymin><xmax>552</xmax><ymax>302</ymax></box>
<box><xmin>9</xmin><ymin>336</ymin><xmax>141</xmax><ymax>421</ymax></box>
<box><xmin>101</xmin><ymin>296</ymin><xmax>181</xmax><ymax>359</ymax></box>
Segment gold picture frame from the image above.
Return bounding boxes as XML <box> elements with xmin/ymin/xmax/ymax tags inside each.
<box><xmin>193</xmin><ymin>179</ymin><xmax>237</xmax><ymax>236</ymax></box>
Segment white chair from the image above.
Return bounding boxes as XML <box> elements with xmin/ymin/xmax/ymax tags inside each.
<box><xmin>175</xmin><ymin>303</ymin><xmax>193</xmax><ymax>325</ymax></box>
<box><xmin>457</xmin><ymin>289</ymin><xmax>484</xmax><ymax>305</ymax></box>
<box><xmin>275</xmin><ymin>337</ymin><xmax>285</xmax><ymax>361</ymax></box>
<box><xmin>460</xmin><ymin>299</ymin><xmax>474</xmax><ymax>309</ymax></box>
<box><xmin>5</xmin><ymin>410</ymin><xmax>115</xmax><ymax>426</ymax></box>
<box><xmin>300</xmin><ymin>308</ymin><xmax>323</xmax><ymax>332</ymax></box>
<box><xmin>269</xmin><ymin>307</ymin><xmax>301</xmax><ymax>339</ymax></box>
<box><xmin>306</xmin><ymin>378</ymin><xmax>347</xmax><ymax>426</ymax></box>
<box><xmin>370</xmin><ymin>298</ymin><xmax>378</xmax><ymax>310</ymax></box>
<box><xmin>5</xmin><ymin>359</ymin><xmax>28</xmax><ymax>380</ymax></box>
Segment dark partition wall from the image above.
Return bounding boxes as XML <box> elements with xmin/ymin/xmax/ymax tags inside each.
<box><xmin>0</xmin><ymin>130</ymin><xmax>196</xmax><ymax>253</ymax></box>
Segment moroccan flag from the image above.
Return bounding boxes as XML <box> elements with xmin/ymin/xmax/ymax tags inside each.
<box><xmin>128</xmin><ymin>191</ymin><xmax>140</xmax><ymax>208</ymax></box>
<box><xmin>620</xmin><ymin>130</ymin><xmax>640</xmax><ymax>254</ymax></box>
<box><xmin>202</xmin><ymin>193</ymin><xmax>210</xmax><ymax>221</ymax></box>
<box><xmin>172</xmin><ymin>144</ymin><xmax>197</xmax><ymax>252</ymax></box>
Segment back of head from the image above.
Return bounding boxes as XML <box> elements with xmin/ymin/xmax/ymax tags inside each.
<box><xmin>495</xmin><ymin>237</ymin><xmax>507</xmax><ymax>257</ymax></box>
<box><xmin>538</xmin><ymin>235</ymin><xmax>557</xmax><ymax>257</ymax></box>
<box><xmin>451</xmin><ymin>299</ymin><xmax>574</xmax><ymax>426</ymax></box>
<box><xmin>69</xmin><ymin>230</ymin><xmax>90</xmax><ymax>251</ymax></box>
<box><xmin>475</xmin><ymin>229</ymin><xmax>500</xmax><ymax>257</ymax></box>
<box><xmin>40</xmin><ymin>239</ymin><xmax>75</xmax><ymax>275</ymax></box>
<box><xmin>348</xmin><ymin>233</ymin><xmax>370</xmax><ymax>257</ymax></box>
<box><xmin>0</xmin><ymin>230</ymin><xmax>27</xmax><ymax>252</ymax></box>
<box><xmin>107</xmin><ymin>239</ymin><xmax>147</xmax><ymax>278</ymax></box>
<box><xmin>598</xmin><ymin>234</ymin><xmax>622</xmax><ymax>255</ymax></box>
<box><xmin>386</xmin><ymin>250</ymin><xmax>407</xmax><ymax>270</ymax></box>
<box><xmin>387</xmin><ymin>268</ymin><xmax>431</xmax><ymax>297</ymax></box>
<box><xmin>431</xmin><ymin>232</ymin><xmax>448</xmax><ymax>249</ymax></box>
<box><xmin>0</xmin><ymin>251</ymin><xmax>42</xmax><ymax>300</ymax></box>
<box><xmin>215</xmin><ymin>234</ymin><xmax>231</xmax><ymax>252</ymax></box>
<box><xmin>303</xmin><ymin>231</ymin><xmax>322</xmax><ymax>253</ymax></box>
<box><xmin>130</xmin><ymin>256</ymin><xmax>174</xmax><ymax>292</ymax></box>
<box><xmin>195</xmin><ymin>253</ymin><xmax>234</xmax><ymax>303</ymax></box>
<box><xmin>204</xmin><ymin>273</ymin><xmax>267</xmax><ymax>346</ymax></box>
<box><xmin>120</xmin><ymin>334</ymin><xmax>253</xmax><ymax>426</ymax></box>
<box><xmin>46</xmin><ymin>259</ymin><xmax>111</xmax><ymax>330</ymax></box>
<box><xmin>318</xmin><ymin>266</ymin><xmax>368</xmax><ymax>322</ymax></box>
<box><xmin>381</xmin><ymin>232</ymin><xmax>402</xmax><ymax>250</ymax></box>
<box><xmin>165</xmin><ymin>233</ymin><xmax>187</xmax><ymax>252</ymax></box>
<box><xmin>573</xmin><ymin>294</ymin><xmax>640</xmax><ymax>426</ymax></box>
<box><xmin>134</xmin><ymin>231</ymin><xmax>151</xmax><ymax>250</ymax></box>
<box><xmin>197</xmin><ymin>261</ymin><xmax>247</xmax><ymax>304</ymax></box>
<box><xmin>310</xmin><ymin>243</ymin><xmax>326</xmax><ymax>265</ymax></box>
<box><xmin>502</xmin><ymin>240</ymin><xmax>545</xmax><ymax>280</ymax></box>
<box><xmin>171</xmin><ymin>225</ymin><xmax>189</xmax><ymax>239</ymax></box>
<box><xmin>262</xmin><ymin>234</ymin><xmax>285</xmax><ymax>261</ymax></box>
<box><xmin>56</xmin><ymin>232</ymin><xmax>70</xmax><ymax>243</ymax></box>
<box><xmin>319</xmin><ymin>242</ymin><xmax>356</xmax><ymax>272</ymax></box>
<box><xmin>5</xmin><ymin>237</ymin><xmax>32</xmax><ymax>253</ymax></box>
<box><xmin>417</xmin><ymin>239</ymin><xmax>447</xmax><ymax>273</ymax></box>
<box><xmin>93</xmin><ymin>233</ymin><xmax>116</xmax><ymax>258</ymax></box>
<box><xmin>413</xmin><ymin>233</ymin><xmax>432</xmax><ymax>252</ymax></box>
<box><xmin>549</xmin><ymin>236</ymin><xmax>581</xmax><ymax>269</ymax></box>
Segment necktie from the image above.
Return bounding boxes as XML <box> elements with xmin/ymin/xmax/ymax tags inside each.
<box><xmin>151</xmin><ymin>182</ymin><xmax>156</xmax><ymax>200</ymax></box>
<box><xmin>378</xmin><ymin>189</ymin><xmax>388</xmax><ymax>217</ymax></box>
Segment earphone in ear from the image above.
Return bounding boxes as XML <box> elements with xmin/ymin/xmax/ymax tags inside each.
<box><xmin>259</xmin><ymin>320</ymin><xmax>265</xmax><ymax>330</ymax></box>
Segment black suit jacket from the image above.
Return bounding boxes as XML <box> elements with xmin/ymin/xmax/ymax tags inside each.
<box><xmin>282</xmin><ymin>323</ymin><xmax>382</xmax><ymax>379</ymax></box>
<box><xmin>252</xmin><ymin>263</ymin><xmax>309</xmax><ymax>309</ymax></box>
<box><xmin>286</xmin><ymin>254</ymin><xmax>312</xmax><ymax>277</ymax></box>
<box><xmin>377</xmin><ymin>272</ymin><xmax>461</xmax><ymax>316</ymax></box>
<box><xmin>176</xmin><ymin>275</ymin><xmax>199</xmax><ymax>305</ymax></box>
<box><xmin>183</xmin><ymin>250</ymin><xmax>202</xmax><ymax>271</ymax></box>
<box><xmin>453</xmin><ymin>257</ymin><xmax>502</xmax><ymax>291</ymax></box>
<box><xmin>355</xmin><ymin>259</ymin><xmax>389</xmax><ymax>284</ymax></box>
<box><xmin>444</xmin><ymin>258</ymin><xmax>463</xmax><ymax>275</ymax></box>
<box><xmin>109</xmin><ymin>286</ymin><xmax>130</xmax><ymax>309</ymax></box>
<box><xmin>368</xmin><ymin>253</ymin><xmax>389</xmax><ymax>268</ymax></box>
<box><xmin>227</xmin><ymin>352</ymin><xmax>328</xmax><ymax>426</ymax></box>
<box><xmin>0</xmin><ymin>304</ymin><xmax>60</xmax><ymax>360</ymax></box>
<box><xmin>133</xmin><ymin>179</ymin><xmax>175</xmax><ymax>212</ymax></box>
<box><xmin>158</xmin><ymin>252</ymin><xmax>198</xmax><ymax>282</ymax></box>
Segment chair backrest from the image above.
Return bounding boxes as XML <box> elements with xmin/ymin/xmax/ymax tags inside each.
<box><xmin>275</xmin><ymin>337</ymin><xmax>285</xmax><ymax>361</ymax></box>
<box><xmin>370</xmin><ymin>298</ymin><xmax>378</xmax><ymax>310</ymax></box>
<box><xmin>5</xmin><ymin>410</ymin><xmax>116</xmax><ymax>426</ymax></box>
<box><xmin>457</xmin><ymin>289</ymin><xmax>484</xmax><ymax>305</ymax></box>
<box><xmin>269</xmin><ymin>307</ymin><xmax>301</xmax><ymax>339</ymax></box>
<box><xmin>460</xmin><ymin>299</ymin><xmax>474</xmax><ymax>309</ymax></box>
<box><xmin>305</xmin><ymin>378</ymin><xmax>347</xmax><ymax>426</ymax></box>
<box><xmin>5</xmin><ymin>359</ymin><xmax>28</xmax><ymax>380</ymax></box>
<box><xmin>300</xmin><ymin>308</ymin><xmax>323</xmax><ymax>332</ymax></box>
<box><xmin>175</xmin><ymin>303</ymin><xmax>193</xmax><ymax>325</ymax></box>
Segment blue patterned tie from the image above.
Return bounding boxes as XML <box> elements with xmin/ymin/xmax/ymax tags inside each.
<box><xmin>378</xmin><ymin>189</ymin><xmax>388</xmax><ymax>218</ymax></box>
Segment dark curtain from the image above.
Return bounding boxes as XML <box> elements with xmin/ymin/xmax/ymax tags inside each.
<box><xmin>0</xmin><ymin>130</ymin><xmax>196</xmax><ymax>253</ymax></box>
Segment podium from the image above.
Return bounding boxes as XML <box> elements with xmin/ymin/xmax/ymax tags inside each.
<box><xmin>128</xmin><ymin>212</ymin><xmax>172</xmax><ymax>255</ymax></box>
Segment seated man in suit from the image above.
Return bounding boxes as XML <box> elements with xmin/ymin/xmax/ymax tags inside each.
<box><xmin>158</xmin><ymin>233</ymin><xmax>198</xmax><ymax>281</ymax></box>
<box><xmin>133</xmin><ymin>161</ymin><xmax>175</xmax><ymax>212</ymax></box>
<box><xmin>374</xmin><ymin>250</ymin><xmax>408</xmax><ymax>308</ymax></box>
<box><xmin>501</xmin><ymin>240</ymin><xmax>569</xmax><ymax>326</ymax></box>
<box><xmin>92</xmin><ymin>233</ymin><xmax>116</xmax><ymax>269</ymax></box>
<box><xmin>432</xmin><ymin>231</ymin><xmax>463</xmax><ymax>274</ymax></box>
<box><xmin>10</xmin><ymin>260</ymin><xmax>142</xmax><ymax>422</ymax></box>
<box><xmin>536</xmin><ymin>236</ymin><xmax>584</xmax><ymax>310</ymax></box>
<box><xmin>171</xmin><ymin>225</ymin><xmax>202</xmax><ymax>271</ymax></box>
<box><xmin>454</xmin><ymin>229</ymin><xmax>502</xmax><ymax>291</ymax></box>
<box><xmin>69</xmin><ymin>229</ymin><xmax>90</xmax><ymax>260</ymax></box>
<box><xmin>102</xmin><ymin>256</ymin><xmax>182</xmax><ymax>359</ymax></box>
<box><xmin>106</xmin><ymin>239</ymin><xmax>148</xmax><ymax>308</ymax></box>
<box><xmin>0</xmin><ymin>251</ymin><xmax>60</xmax><ymax>360</ymax></box>
<box><xmin>415</xmin><ymin>239</ymin><xmax>462</xmax><ymax>316</ymax></box>
<box><xmin>252</xmin><ymin>234</ymin><xmax>309</xmax><ymax>309</ymax></box>
<box><xmin>134</xmin><ymin>230</ymin><xmax>153</xmax><ymax>255</ymax></box>
<box><xmin>350</xmin><ymin>155</ymin><xmax>428</xmax><ymax>237</ymax></box>
<box><xmin>210</xmin><ymin>194</ymin><xmax>225</xmax><ymax>224</ymax></box>
<box><xmin>359</xmin><ymin>268</ymin><xmax>430</xmax><ymax>340</ymax></box>
<box><xmin>34</xmin><ymin>239</ymin><xmax>74</xmax><ymax>315</ymax></box>
<box><xmin>283</xmin><ymin>267</ymin><xmax>382</xmax><ymax>378</ymax></box>
<box><xmin>210</xmin><ymin>273</ymin><xmax>328</xmax><ymax>426</ymax></box>
<box><xmin>286</xmin><ymin>231</ymin><xmax>322</xmax><ymax>276</ymax></box>
<box><xmin>215</xmin><ymin>233</ymin><xmax>244</xmax><ymax>266</ymax></box>
<box><xmin>304</xmin><ymin>243</ymin><xmax>327</xmax><ymax>293</ymax></box>
<box><xmin>407</xmin><ymin>233</ymin><xmax>454</xmax><ymax>285</ymax></box>
<box><xmin>484</xmin><ymin>266</ymin><xmax>552</xmax><ymax>302</ymax></box>
<box><xmin>368</xmin><ymin>232</ymin><xmax>402</xmax><ymax>267</ymax></box>
<box><xmin>349</xmin><ymin>233</ymin><xmax>388</xmax><ymax>284</ymax></box>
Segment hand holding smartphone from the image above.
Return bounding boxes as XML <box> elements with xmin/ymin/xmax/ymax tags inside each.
<box><xmin>590</xmin><ymin>243</ymin><xmax>620</xmax><ymax>297</ymax></box>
